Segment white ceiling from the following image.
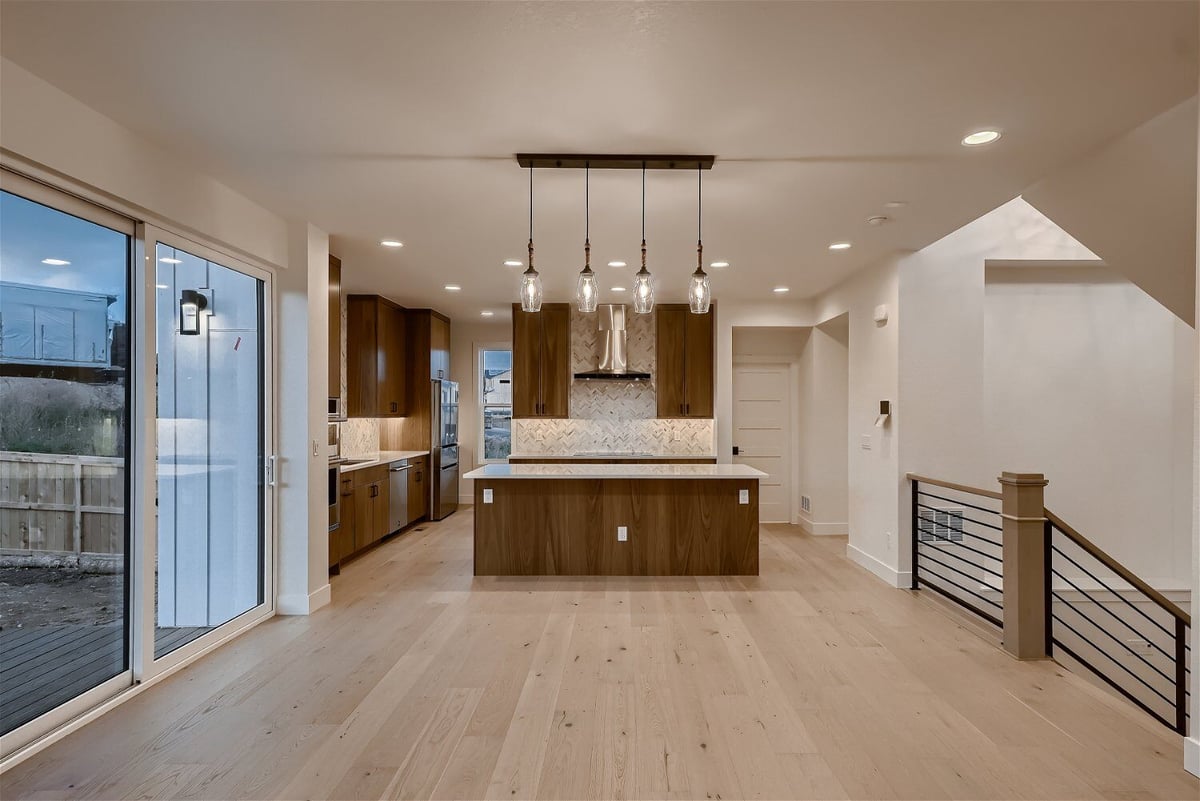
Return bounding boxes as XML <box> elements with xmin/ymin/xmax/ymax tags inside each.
<box><xmin>2</xmin><ymin>1</ymin><xmax>1196</xmax><ymax>321</ymax></box>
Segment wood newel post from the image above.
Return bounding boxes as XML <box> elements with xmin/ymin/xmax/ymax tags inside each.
<box><xmin>998</xmin><ymin>471</ymin><xmax>1050</xmax><ymax>660</ymax></box>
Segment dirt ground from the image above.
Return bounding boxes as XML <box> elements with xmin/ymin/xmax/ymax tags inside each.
<box><xmin>0</xmin><ymin>568</ymin><xmax>123</xmax><ymax>630</ymax></box>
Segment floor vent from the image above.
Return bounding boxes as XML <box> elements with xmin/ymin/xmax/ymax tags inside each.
<box><xmin>917</xmin><ymin>507</ymin><xmax>964</xmax><ymax>543</ymax></box>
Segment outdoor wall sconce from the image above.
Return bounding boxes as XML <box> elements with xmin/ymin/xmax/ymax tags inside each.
<box><xmin>179</xmin><ymin>289</ymin><xmax>208</xmax><ymax>335</ymax></box>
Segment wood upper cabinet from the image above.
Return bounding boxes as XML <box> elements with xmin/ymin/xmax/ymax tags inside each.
<box><xmin>656</xmin><ymin>303</ymin><xmax>715</xmax><ymax>418</ymax></box>
<box><xmin>347</xmin><ymin>295</ymin><xmax>407</xmax><ymax>417</ymax></box>
<box><xmin>512</xmin><ymin>302</ymin><xmax>570</xmax><ymax>418</ymax></box>
<box><xmin>430</xmin><ymin>314</ymin><xmax>450</xmax><ymax>380</ymax></box>
<box><xmin>328</xmin><ymin>254</ymin><xmax>342</xmax><ymax>399</ymax></box>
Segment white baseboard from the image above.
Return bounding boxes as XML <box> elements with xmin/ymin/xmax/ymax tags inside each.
<box><xmin>277</xmin><ymin>583</ymin><xmax>331</xmax><ymax>616</ymax></box>
<box><xmin>1186</xmin><ymin>736</ymin><xmax>1198</xmax><ymax>778</ymax></box>
<box><xmin>846</xmin><ymin>543</ymin><xmax>910</xmax><ymax>588</ymax></box>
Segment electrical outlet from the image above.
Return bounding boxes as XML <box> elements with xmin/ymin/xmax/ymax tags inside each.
<box><xmin>312</xmin><ymin>439</ymin><xmax>319</xmax><ymax>458</ymax></box>
<box><xmin>617</xmin><ymin>526</ymin><xmax>628</xmax><ymax>542</ymax></box>
<box><xmin>886</xmin><ymin>531</ymin><xmax>893</xmax><ymax>550</ymax></box>
<box><xmin>483</xmin><ymin>488</ymin><xmax>494</xmax><ymax>504</ymax></box>
<box><xmin>739</xmin><ymin>489</ymin><xmax>750</xmax><ymax>505</ymax></box>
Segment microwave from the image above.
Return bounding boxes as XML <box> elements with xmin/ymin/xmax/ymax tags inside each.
<box><xmin>328</xmin><ymin>396</ymin><xmax>344</xmax><ymax>420</ymax></box>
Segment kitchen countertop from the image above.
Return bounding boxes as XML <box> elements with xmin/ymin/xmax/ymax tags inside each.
<box><xmin>336</xmin><ymin>450</ymin><xmax>429</xmax><ymax>473</ymax></box>
<box><xmin>506</xmin><ymin>452</ymin><xmax>717</xmax><ymax>461</ymax></box>
<box><xmin>464</xmin><ymin>463</ymin><xmax>765</xmax><ymax>480</ymax></box>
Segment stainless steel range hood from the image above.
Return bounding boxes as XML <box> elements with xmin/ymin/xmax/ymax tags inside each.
<box><xmin>573</xmin><ymin>304</ymin><xmax>651</xmax><ymax>381</ymax></box>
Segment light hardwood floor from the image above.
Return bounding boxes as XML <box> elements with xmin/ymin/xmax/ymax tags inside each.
<box><xmin>3</xmin><ymin>509</ymin><xmax>1197</xmax><ymax>800</ymax></box>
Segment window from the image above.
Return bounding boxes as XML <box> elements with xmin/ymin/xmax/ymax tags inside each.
<box><xmin>480</xmin><ymin>348</ymin><xmax>512</xmax><ymax>461</ymax></box>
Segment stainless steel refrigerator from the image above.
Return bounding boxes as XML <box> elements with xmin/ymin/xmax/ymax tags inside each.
<box><xmin>430</xmin><ymin>379</ymin><xmax>459</xmax><ymax>520</ymax></box>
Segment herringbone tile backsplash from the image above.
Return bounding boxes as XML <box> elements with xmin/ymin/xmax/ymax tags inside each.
<box><xmin>512</xmin><ymin>308</ymin><xmax>715</xmax><ymax>456</ymax></box>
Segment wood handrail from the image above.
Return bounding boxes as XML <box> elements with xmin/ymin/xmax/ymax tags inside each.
<box><xmin>905</xmin><ymin>473</ymin><xmax>1002</xmax><ymax>501</ymax></box>
<box><xmin>1045</xmin><ymin>509</ymin><xmax>1191</xmax><ymax>628</ymax></box>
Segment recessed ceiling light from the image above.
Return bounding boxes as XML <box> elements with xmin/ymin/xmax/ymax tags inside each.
<box><xmin>41</xmin><ymin>258</ymin><xmax>70</xmax><ymax>266</ymax></box>
<box><xmin>608</xmin><ymin>261</ymin><xmax>626</xmax><ymax>268</ymax></box>
<box><xmin>961</xmin><ymin>130</ymin><xmax>1001</xmax><ymax>146</ymax></box>
<box><xmin>444</xmin><ymin>284</ymin><xmax>461</xmax><ymax>292</ymax></box>
<box><xmin>611</xmin><ymin>286</ymin><xmax>627</xmax><ymax>292</ymax></box>
<box><xmin>884</xmin><ymin>200</ymin><xmax>907</xmax><ymax>208</ymax></box>
<box><xmin>503</xmin><ymin>259</ymin><xmax>523</xmax><ymax>267</ymax></box>
<box><xmin>480</xmin><ymin>310</ymin><xmax>494</xmax><ymax>317</ymax></box>
<box><xmin>159</xmin><ymin>257</ymin><xmax>183</xmax><ymax>264</ymax></box>
<box><xmin>773</xmin><ymin>286</ymin><xmax>789</xmax><ymax>294</ymax></box>
<box><xmin>710</xmin><ymin>261</ymin><xmax>729</xmax><ymax>268</ymax></box>
<box><xmin>380</xmin><ymin>239</ymin><xmax>404</xmax><ymax>248</ymax></box>
<box><xmin>828</xmin><ymin>242</ymin><xmax>852</xmax><ymax>251</ymax></box>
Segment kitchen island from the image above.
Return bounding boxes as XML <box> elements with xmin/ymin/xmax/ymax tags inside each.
<box><xmin>463</xmin><ymin>463</ymin><xmax>766</xmax><ymax>576</ymax></box>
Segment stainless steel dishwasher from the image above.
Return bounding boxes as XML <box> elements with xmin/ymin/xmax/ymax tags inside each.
<box><xmin>388</xmin><ymin>459</ymin><xmax>412</xmax><ymax>533</ymax></box>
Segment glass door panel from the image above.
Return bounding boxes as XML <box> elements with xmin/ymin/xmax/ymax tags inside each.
<box><xmin>153</xmin><ymin>242</ymin><xmax>264</xmax><ymax>658</ymax></box>
<box><xmin>0</xmin><ymin>183</ymin><xmax>133</xmax><ymax>738</ymax></box>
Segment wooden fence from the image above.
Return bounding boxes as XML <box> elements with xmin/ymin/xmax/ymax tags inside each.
<box><xmin>0</xmin><ymin>451</ymin><xmax>125</xmax><ymax>556</ymax></box>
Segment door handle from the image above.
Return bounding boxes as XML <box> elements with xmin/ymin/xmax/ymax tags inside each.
<box><xmin>389</xmin><ymin>465</ymin><xmax>413</xmax><ymax>473</ymax></box>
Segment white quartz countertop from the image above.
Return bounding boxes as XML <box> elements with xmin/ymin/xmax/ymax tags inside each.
<box><xmin>507</xmin><ymin>452</ymin><xmax>717</xmax><ymax>461</ymax></box>
<box><xmin>464</xmin><ymin>463</ymin><xmax>766</xmax><ymax>480</ymax></box>
<box><xmin>337</xmin><ymin>450</ymin><xmax>430</xmax><ymax>473</ymax></box>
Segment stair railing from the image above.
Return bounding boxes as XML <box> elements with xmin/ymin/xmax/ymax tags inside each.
<box><xmin>906</xmin><ymin>471</ymin><xmax>1192</xmax><ymax>736</ymax></box>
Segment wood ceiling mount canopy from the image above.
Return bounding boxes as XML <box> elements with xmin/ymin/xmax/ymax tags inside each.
<box><xmin>515</xmin><ymin>153</ymin><xmax>715</xmax><ymax>171</ymax></box>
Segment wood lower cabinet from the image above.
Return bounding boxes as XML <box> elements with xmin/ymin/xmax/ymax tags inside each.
<box><xmin>348</xmin><ymin>465</ymin><xmax>390</xmax><ymax>552</ymax></box>
<box><xmin>656</xmin><ymin>304</ymin><xmax>715</xmax><ymax>418</ymax></box>
<box><xmin>407</xmin><ymin>456</ymin><xmax>428</xmax><ymax>524</ymax></box>
<box><xmin>347</xmin><ymin>295</ymin><xmax>407</xmax><ymax>417</ymax></box>
<box><xmin>512</xmin><ymin>302</ymin><xmax>570</xmax><ymax>418</ymax></box>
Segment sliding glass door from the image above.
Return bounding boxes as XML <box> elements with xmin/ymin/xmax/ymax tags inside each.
<box><xmin>145</xmin><ymin>230</ymin><xmax>272</xmax><ymax>670</ymax></box>
<box><xmin>0</xmin><ymin>174</ymin><xmax>274</xmax><ymax>759</ymax></box>
<box><xmin>0</xmin><ymin>173</ymin><xmax>134</xmax><ymax>744</ymax></box>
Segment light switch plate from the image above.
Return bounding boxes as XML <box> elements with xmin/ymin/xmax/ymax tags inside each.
<box><xmin>861</xmin><ymin>434</ymin><xmax>872</xmax><ymax>450</ymax></box>
<box><xmin>483</xmin><ymin>488</ymin><xmax>494</xmax><ymax>504</ymax></box>
<box><xmin>739</xmin><ymin>489</ymin><xmax>749</xmax><ymax>505</ymax></box>
<box><xmin>617</xmin><ymin>526</ymin><xmax>628</xmax><ymax>542</ymax></box>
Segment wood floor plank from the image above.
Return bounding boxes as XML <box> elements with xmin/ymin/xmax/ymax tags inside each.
<box><xmin>1</xmin><ymin>510</ymin><xmax>1195</xmax><ymax>801</ymax></box>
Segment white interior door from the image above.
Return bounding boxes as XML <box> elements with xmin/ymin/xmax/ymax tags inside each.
<box><xmin>733</xmin><ymin>363</ymin><xmax>792</xmax><ymax>523</ymax></box>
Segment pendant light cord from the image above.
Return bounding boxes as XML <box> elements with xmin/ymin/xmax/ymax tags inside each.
<box><xmin>584</xmin><ymin>163</ymin><xmax>591</xmax><ymax>269</ymax></box>
<box><xmin>697</xmin><ymin>165</ymin><xmax>704</xmax><ymax>271</ymax></box>
<box><xmin>527</xmin><ymin>166</ymin><xmax>535</xmax><ymax>270</ymax></box>
<box><xmin>640</xmin><ymin>163</ymin><xmax>647</xmax><ymax>270</ymax></box>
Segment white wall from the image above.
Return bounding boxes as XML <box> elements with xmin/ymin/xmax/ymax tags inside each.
<box><xmin>811</xmin><ymin>258</ymin><xmax>902</xmax><ymax>584</ymax></box>
<box><xmin>450</xmin><ymin>318</ymin><xmax>512</xmax><ymax>502</ymax></box>
<box><xmin>1024</xmin><ymin>96</ymin><xmax>1198</xmax><ymax>325</ymax></box>
<box><xmin>0</xmin><ymin>59</ymin><xmax>288</xmax><ymax>269</ymax></box>
<box><xmin>800</xmin><ymin>315</ymin><xmax>849</xmax><ymax>535</ymax></box>
<box><xmin>984</xmin><ymin>264</ymin><xmax>1194</xmax><ymax>586</ymax></box>
<box><xmin>276</xmin><ymin>222</ymin><xmax>331</xmax><ymax>615</ymax></box>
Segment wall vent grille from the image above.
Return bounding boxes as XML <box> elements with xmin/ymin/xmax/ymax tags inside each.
<box><xmin>800</xmin><ymin>495</ymin><xmax>811</xmax><ymax>513</ymax></box>
<box><xmin>917</xmin><ymin>507</ymin><xmax>965</xmax><ymax>543</ymax></box>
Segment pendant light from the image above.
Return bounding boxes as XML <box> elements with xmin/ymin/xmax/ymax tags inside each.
<box><xmin>520</xmin><ymin>166</ymin><xmax>543</xmax><ymax>312</ymax></box>
<box><xmin>576</xmin><ymin>163</ymin><xmax>599</xmax><ymax>312</ymax></box>
<box><xmin>632</xmin><ymin>164</ymin><xmax>655</xmax><ymax>314</ymax></box>
<box><xmin>689</xmin><ymin>166</ymin><xmax>711</xmax><ymax>314</ymax></box>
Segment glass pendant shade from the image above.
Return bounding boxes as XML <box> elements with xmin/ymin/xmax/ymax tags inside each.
<box><xmin>632</xmin><ymin>266</ymin><xmax>654</xmax><ymax>314</ymax></box>
<box><xmin>576</xmin><ymin>265</ymin><xmax>598</xmax><ymax>313</ymax></box>
<box><xmin>520</xmin><ymin>265</ymin><xmax>543</xmax><ymax>312</ymax></box>
<box><xmin>689</xmin><ymin>267</ymin><xmax>711</xmax><ymax>314</ymax></box>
